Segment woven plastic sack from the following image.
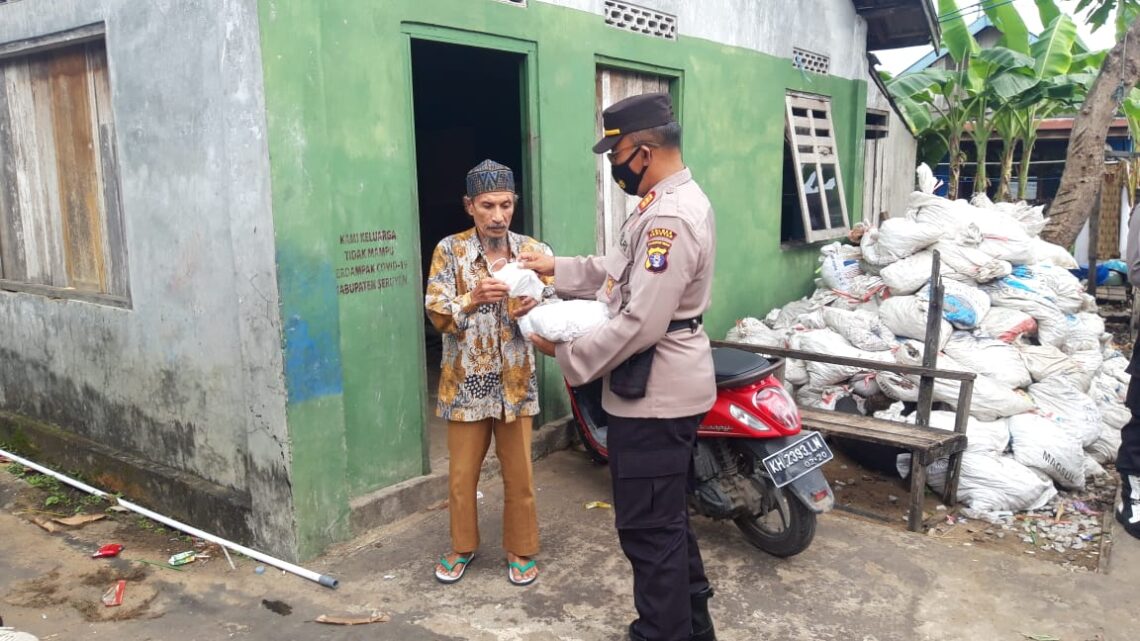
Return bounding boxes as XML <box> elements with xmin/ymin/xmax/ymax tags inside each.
<box><xmin>877</xmin><ymin>295</ymin><xmax>952</xmax><ymax>349</ymax></box>
<box><xmin>798</xmin><ymin>329</ymin><xmax>892</xmax><ymax>387</ymax></box>
<box><xmin>1087</xmin><ymin>424</ymin><xmax>1122</xmax><ymax>464</ymax></box>
<box><xmin>881</xmin><ymin>250</ymin><xmax>936</xmax><ymax>294</ymax></box>
<box><xmin>1007</xmin><ymin>412</ymin><xmax>1086</xmax><ymax>490</ymax></box>
<box><xmin>1029</xmin><ymin>238</ymin><xmax>1079</xmax><ymax>269</ymax></box>
<box><xmin>821</xmin><ymin>307</ymin><xmax>896</xmax><ymax>352</ymax></box>
<box><xmin>918</xmin><ymin>279</ymin><xmax>991</xmax><ymax>329</ymax></box>
<box><xmin>725</xmin><ymin>317</ymin><xmax>786</xmax><ymax>348</ymax></box>
<box><xmin>956</xmin><ymin>452</ymin><xmax>1058</xmax><ymax>512</ymax></box>
<box><xmin>981</xmin><ymin>275</ymin><xmax>1068</xmax><ymax>347</ymax></box>
<box><xmin>860</xmin><ymin>217</ymin><xmax>942</xmax><ymax>265</ymax></box>
<box><xmin>978</xmin><ymin>306</ymin><xmax>1037</xmax><ymax>343</ymax></box>
<box><xmin>894</xmin><ymin>341</ymin><xmax>1034</xmax><ymax>420</ymax></box>
<box><xmin>1026</xmin><ymin>377</ymin><xmax>1103</xmax><ymax>448</ymax></box>
<box><xmin>931</xmin><ymin>240</ymin><xmax>1012</xmax><ymax>283</ymax></box>
<box><xmin>943</xmin><ymin>331</ymin><xmax>1031</xmax><ymax>389</ymax></box>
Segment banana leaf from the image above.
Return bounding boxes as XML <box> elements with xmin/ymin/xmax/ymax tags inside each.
<box><xmin>1030</xmin><ymin>15</ymin><xmax>1078</xmax><ymax>80</ymax></box>
<box><xmin>1034</xmin><ymin>0</ymin><xmax>1062</xmax><ymax>26</ymax></box>
<box><xmin>938</xmin><ymin>0</ymin><xmax>979</xmax><ymax>63</ymax></box>
<box><xmin>984</xmin><ymin>0</ymin><xmax>1030</xmax><ymax>54</ymax></box>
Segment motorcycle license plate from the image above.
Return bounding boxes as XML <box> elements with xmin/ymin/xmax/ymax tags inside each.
<box><xmin>762</xmin><ymin>432</ymin><xmax>833</xmax><ymax>488</ymax></box>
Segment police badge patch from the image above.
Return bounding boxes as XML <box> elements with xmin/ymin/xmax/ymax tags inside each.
<box><xmin>645</xmin><ymin>227</ymin><xmax>676</xmax><ymax>273</ymax></box>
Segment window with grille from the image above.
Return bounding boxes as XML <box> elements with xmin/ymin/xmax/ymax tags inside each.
<box><xmin>603</xmin><ymin>1</ymin><xmax>677</xmax><ymax>40</ymax></box>
<box><xmin>0</xmin><ymin>37</ymin><xmax>129</xmax><ymax>305</ymax></box>
<box><xmin>495</xmin><ymin>0</ymin><xmax>527</xmax><ymax>6</ymax></box>
<box><xmin>865</xmin><ymin>109</ymin><xmax>889</xmax><ymax>140</ymax></box>
<box><xmin>792</xmin><ymin>48</ymin><xmax>830</xmax><ymax>75</ymax></box>
<box><xmin>781</xmin><ymin>93</ymin><xmax>849</xmax><ymax>244</ymax></box>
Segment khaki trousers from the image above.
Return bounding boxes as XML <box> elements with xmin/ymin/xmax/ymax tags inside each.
<box><xmin>447</xmin><ymin>416</ymin><xmax>540</xmax><ymax>557</ymax></box>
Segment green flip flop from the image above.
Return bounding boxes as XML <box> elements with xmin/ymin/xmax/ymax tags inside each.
<box><xmin>507</xmin><ymin>558</ymin><xmax>538</xmax><ymax>586</ymax></box>
<box><xmin>434</xmin><ymin>552</ymin><xmax>475</xmax><ymax>584</ymax></box>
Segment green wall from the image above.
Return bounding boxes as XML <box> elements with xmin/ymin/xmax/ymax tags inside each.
<box><xmin>258</xmin><ymin>0</ymin><xmax>866</xmax><ymax>557</ymax></box>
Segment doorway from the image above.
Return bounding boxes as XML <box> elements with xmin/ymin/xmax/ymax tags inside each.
<box><xmin>411</xmin><ymin>38</ymin><xmax>529</xmax><ymax>463</ymax></box>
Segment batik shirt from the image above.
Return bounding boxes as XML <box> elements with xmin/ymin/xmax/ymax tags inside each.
<box><xmin>425</xmin><ymin>228</ymin><xmax>554</xmax><ymax>422</ymax></box>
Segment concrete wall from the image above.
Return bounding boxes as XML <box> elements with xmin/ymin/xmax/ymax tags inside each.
<box><xmin>537</xmin><ymin>0</ymin><xmax>870</xmax><ymax>80</ymax></box>
<box><xmin>260</xmin><ymin>0</ymin><xmax>867</xmax><ymax>556</ymax></box>
<box><xmin>0</xmin><ymin>0</ymin><xmax>294</xmax><ymax>557</ymax></box>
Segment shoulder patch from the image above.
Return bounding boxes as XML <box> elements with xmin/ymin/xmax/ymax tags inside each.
<box><xmin>637</xmin><ymin>190</ymin><xmax>657</xmax><ymax>213</ymax></box>
<box><xmin>644</xmin><ymin>227</ymin><xmax>677</xmax><ymax>274</ymax></box>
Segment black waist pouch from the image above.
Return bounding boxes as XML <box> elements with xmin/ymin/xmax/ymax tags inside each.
<box><xmin>609</xmin><ymin>346</ymin><xmax>657</xmax><ymax>399</ymax></box>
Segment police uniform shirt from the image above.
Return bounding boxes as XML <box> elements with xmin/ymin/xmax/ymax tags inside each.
<box><xmin>554</xmin><ymin>167</ymin><xmax>717</xmax><ymax>418</ymax></box>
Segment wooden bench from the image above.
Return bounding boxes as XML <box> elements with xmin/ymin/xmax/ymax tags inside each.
<box><xmin>711</xmin><ymin>340</ymin><xmax>977</xmax><ymax>532</ymax></box>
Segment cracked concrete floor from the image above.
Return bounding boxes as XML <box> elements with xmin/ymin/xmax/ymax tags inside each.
<box><xmin>1</xmin><ymin>449</ymin><xmax>1136</xmax><ymax>641</ymax></box>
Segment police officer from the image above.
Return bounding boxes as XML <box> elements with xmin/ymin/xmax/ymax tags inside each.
<box><xmin>1119</xmin><ymin>203</ymin><xmax>1140</xmax><ymax>540</ymax></box>
<box><xmin>521</xmin><ymin>93</ymin><xmax>717</xmax><ymax>641</ymax></box>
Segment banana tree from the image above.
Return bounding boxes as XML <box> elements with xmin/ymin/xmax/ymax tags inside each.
<box><xmin>888</xmin><ymin>68</ymin><xmax>973</xmax><ymax>198</ymax></box>
<box><xmin>963</xmin><ymin>47</ymin><xmax>1037</xmax><ymax>195</ymax></box>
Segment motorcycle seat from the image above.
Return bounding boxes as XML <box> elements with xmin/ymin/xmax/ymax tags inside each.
<box><xmin>711</xmin><ymin>347</ymin><xmax>779</xmax><ymax>389</ymax></box>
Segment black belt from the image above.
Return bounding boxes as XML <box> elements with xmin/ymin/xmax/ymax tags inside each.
<box><xmin>667</xmin><ymin>316</ymin><xmax>703</xmax><ymax>333</ymax></box>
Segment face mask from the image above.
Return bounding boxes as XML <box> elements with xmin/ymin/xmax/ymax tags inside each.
<box><xmin>610</xmin><ymin>147</ymin><xmax>648</xmax><ymax>196</ymax></box>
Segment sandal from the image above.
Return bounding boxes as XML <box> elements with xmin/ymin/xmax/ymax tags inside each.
<box><xmin>434</xmin><ymin>552</ymin><xmax>476</xmax><ymax>584</ymax></box>
<box><xmin>507</xmin><ymin>558</ymin><xmax>538</xmax><ymax>586</ymax></box>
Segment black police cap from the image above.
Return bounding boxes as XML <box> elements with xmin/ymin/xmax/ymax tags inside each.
<box><xmin>592</xmin><ymin>92</ymin><xmax>676</xmax><ymax>154</ymax></box>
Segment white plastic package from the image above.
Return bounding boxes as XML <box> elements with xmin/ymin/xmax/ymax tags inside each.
<box><xmin>517</xmin><ymin>300</ymin><xmax>611</xmax><ymax>342</ymax></box>
<box><xmin>1007</xmin><ymin>412</ymin><xmax>1086</xmax><ymax>490</ymax></box>
<box><xmin>493</xmin><ymin>262</ymin><xmax>547</xmax><ymax>301</ymax></box>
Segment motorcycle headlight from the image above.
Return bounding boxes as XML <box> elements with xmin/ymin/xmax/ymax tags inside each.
<box><xmin>729</xmin><ymin>403</ymin><xmax>770</xmax><ymax>432</ymax></box>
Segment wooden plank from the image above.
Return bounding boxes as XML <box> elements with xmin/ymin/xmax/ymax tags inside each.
<box><xmin>799</xmin><ymin>409</ymin><xmax>965</xmax><ymax>448</ymax></box>
<box><xmin>48</xmin><ymin>45</ymin><xmax>107</xmax><ymax>293</ymax></box>
<box><xmin>785</xmin><ymin>96</ymin><xmax>817</xmax><ymax>242</ymax></box>
<box><xmin>88</xmin><ymin>43</ymin><xmax>127</xmax><ymax>298</ymax></box>
<box><xmin>916</xmin><ymin>251</ymin><xmax>943</xmax><ymax>426</ymax></box>
<box><xmin>908</xmin><ymin>455</ymin><xmax>927</xmax><ymax>532</ymax></box>
<box><xmin>28</xmin><ymin>54</ymin><xmax>66</xmax><ymax>287</ymax></box>
<box><xmin>1098</xmin><ymin>163</ymin><xmax>1121</xmax><ymax>259</ymax></box>
<box><xmin>1088</xmin><ymin>181</ymin><xmax>1102</xmax><ymax>300</ymax></box>
<box><xmin>711</xmin><ymin>340</ymin><xmax>978</xmax><ymax>381</ymax></box>
<box><xmin>0</xmin><ymin>59</ymin><xmax>24</xmax><ymax>281</ymax></box>
<box><xmin>0</xmin><ymin>24</ymin><xmax>105</xmax><ymax>61</ymax></box>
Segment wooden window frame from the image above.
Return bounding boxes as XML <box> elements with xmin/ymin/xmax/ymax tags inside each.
<box><xmin>0</xmin><ymin>25</ymin><xmax>130</xmax><ymax>308</ymax></box>
<box><xmin>784</xmin><ymin>92</ymin><xmax>850</xmax><ymax>244</ymax></box>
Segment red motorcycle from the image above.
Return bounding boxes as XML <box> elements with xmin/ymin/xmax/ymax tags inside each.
<box><xmin>568</xmin><ymin>347</ymin><xmax>834</xmax><ymax>557</ymax></box>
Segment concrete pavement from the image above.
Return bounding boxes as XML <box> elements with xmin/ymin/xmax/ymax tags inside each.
<box><xmin>1</xmin><ymin>448</ymin><xmax>1136</xmax><ymax>640</ymax></box>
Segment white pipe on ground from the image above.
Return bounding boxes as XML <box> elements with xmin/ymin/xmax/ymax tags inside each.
<box><xmin>0</xmin><ymin>447</ymin><xmax>339</xmax><ymax>589</ymax></box>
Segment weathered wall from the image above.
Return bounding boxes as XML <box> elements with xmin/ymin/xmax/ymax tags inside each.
<box><xmin>260</xmin><ymin>0</ymin><xmax>867</xmax><ymax>555</ymax></box>
<box><xmin>537</xmin><ymin>0</ymin><xmax>871</xmax><ymax>80</ymax></box>
<box><xmin>0</xmin><ymin>0</ymin><xmax>294</xmax><ymax>557</ymax></box>
<box><xmin>866</xmin><ymin>80</ymin><xmax>919</xmax><ymax>220</ymax></box>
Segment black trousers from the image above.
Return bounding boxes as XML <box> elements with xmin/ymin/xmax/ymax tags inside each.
<box><xmin>609</xmin><ymin>414</ymin><xmax>709</xmax><ymax>641</ymax></box>
<box><xmin>1121</xmin><ymin>344</ymin><xmax>1140</xmax><ymax>475</ymax></box>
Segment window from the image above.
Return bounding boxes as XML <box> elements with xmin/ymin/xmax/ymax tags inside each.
<box><xmin>781</xmin><ymin>93</ymin><xmax>849</xmax><ymax>244</ymax></box>
<box><xmin>865</xmin><ymin>109</ymin><xmax>889</xmax><ymax>140</ymax></box>
<box><xmin>603</xmin><ymin>1</ymin><xmax>677</xmax><ymax>41</ymax></box>
<box><xmin>0</xmin><ymin>38</ymin><xmax>128</xmax><ymax>305</ymax></box>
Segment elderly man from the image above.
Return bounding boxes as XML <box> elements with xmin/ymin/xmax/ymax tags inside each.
<box><xmin>522</xmin><ymin>93</ymin><xmax>718</xmax><ymax>641</ymax></box>
<box><xmin>424</xmin><ymin>159</ymin><xmax>552</xmax><ymax>585</ymax></box>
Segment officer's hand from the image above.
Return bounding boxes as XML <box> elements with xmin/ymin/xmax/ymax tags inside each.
<box><xmin>529</xmin><ymin>334</ymin><xmax>560</xmax><ymax>357</ymax></box>
<box><xmin>510</xmin><ymin>296</ymin><xmax>539</xmax><ymax>319</ymax></box>
<box><xmin>472</xmin><ymin>278</ymin><xmax>510</xmax><ymax>305</ymax></box>
<box><xmin>518</xmin><ymin>252</ymin><xmax>555</xmax><ymax>276</ymax></box>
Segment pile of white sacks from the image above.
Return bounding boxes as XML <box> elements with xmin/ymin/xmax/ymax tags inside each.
<box><xmin>728</xmin><ymin>165</ymin><xmax>1130</xmax><ymax>515</ymax></box>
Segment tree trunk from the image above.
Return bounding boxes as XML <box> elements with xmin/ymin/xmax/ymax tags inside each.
<box><xmin>1040</xmin><ymin>16</ymin><xmax>1140</xmax><ymax>246</ymax></box>
<box><xmin>1018</xmin><ymin>134</ymin><xmax>1036</xmax><ymax>201</ymax></box>
<box><xmin>948</xmin><ymin>133</ymin><xmax>962</xmax><ymax>200</ymax></box>
<box><xmin>974</xmin><ymin>136</ymin><xmax>989</xmax><ymax>196</ymax></box>
<box><xmin>997</xmin><ymin>139</ymin><xmax>1017</xmax><ymax>202</ymax></box>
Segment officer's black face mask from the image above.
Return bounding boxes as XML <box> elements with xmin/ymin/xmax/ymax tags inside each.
<box><xmin>610</xmin><ymin>145</ymin><xmax>649</xmax><ymax>196</ymax></box>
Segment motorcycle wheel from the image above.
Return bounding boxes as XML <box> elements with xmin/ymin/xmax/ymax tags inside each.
<box><xmin>569</xmin><ymin>380</ymin><xmax>609</xmax><ymax>464</ymax></box>
<box><xmin>733</xmin><ymin>485</ymin><xmax>816</xmax><ymax>558</ymax></box>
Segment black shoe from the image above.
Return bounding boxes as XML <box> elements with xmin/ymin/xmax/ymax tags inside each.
<box><xmin>691</xmin><ymin>586</ymin><xmax>716</xmax><ymax>641</ymax></box>
<box><xmin>1118</xmin><ymin>473</ymin><xmax>1140</xmax><ymax>540</ymax></box>
<box><xmin>628</xmin><ymin>620</ymin><xmax>649</xmax><ymax>641</ymax></box>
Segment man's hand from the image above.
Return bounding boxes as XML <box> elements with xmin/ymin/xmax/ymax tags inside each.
<box><xmin>529</xmin><ymin>334</ymin><xmax>560</xmax><ymax>357</ymax></box>
<box><xmin>510</xmin><ymin>296</ymin><xmax>539</xmax><ymax>319</ymax></box>
<box><xmin>471</xmin><ymin>278</ymin><xmax>510</xmax><ymax>306</ymax></box>
<box><xmin>518</xmin><ymin>252</ymin><xmax>555</xmax><ymax>277</ymax></box>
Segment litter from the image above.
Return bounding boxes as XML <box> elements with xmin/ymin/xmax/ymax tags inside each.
<box><xmin>314</xmin><ymin>612</ymin><xmax>391</xmax><ymax>626</ymax></box>
<box><xmin>53</xmin><ymin>514</ymin><xmax>105</xmax><ymax>528</ymax></box>
<box><xmin>585</xmin><ymin>501</ymin><xmax>612</xmax><ymax>510</ymax></box>
<box><xmin>101</xmin><ymin>580</ymin><xmax>126</xmax><ymax>608</ymax></box>
<box><xmin>92</xmin><ymin>544</ymin><xmax>124</xmax><ymax>559</ymax></box>
<box><xmin>167</xmin><ymin>551</ymin><xmax>197</xmax><ymax>567</ymax></box>
<box><xmin>255</xmin><ymin>565</ymin><xmax>266</xmax><ymax>574</ymax></box>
